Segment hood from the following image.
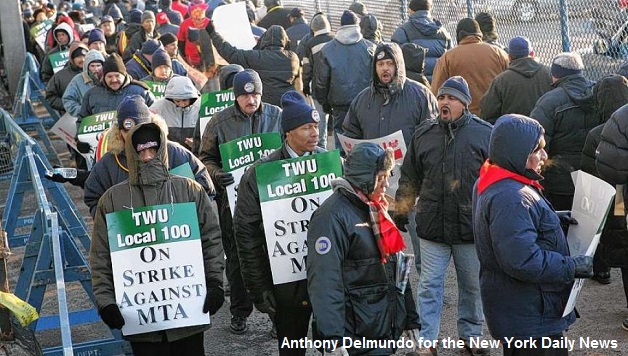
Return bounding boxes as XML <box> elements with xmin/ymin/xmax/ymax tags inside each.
<box><xmin>219</xmin><ymin>64</ymin><xmax>244</xmax><ymax>89</ymax></box>
<box><xmin>372</xmin><ymin>42</ymin><xmax>406</xmax><ymax>95</ymax></box>
<box><xmin>594</xmin><ymin>74</ymin><xmax>628</xmax><ymax>122</ymax></box>
<box><xmin>489</xmin><ymin>114</ymin><xmax>544</xmax><ymax>180</ymax></box>
<box><xmin>164</xmin><ymin>76</ymin><xmax>200</xmax><ymax>100</ymax></box>
<box><xmin>360</xmin><ymin>14</ymin><xmax>382</xmax><ymax>43</ymax></box>
<box><xmin>409</xmin><ymin>11</ymin><xmax>442</xmax><ymax>36</ymax></box>
<box><xmin>508</xmin><ymin>57</ymin><xmax>544</xmax><ymax>78</ymax></box>
<box><xmin>259</xmin><ymin>25</ymin><xmax>288</xmax><ymax>50</ymax></box>
<box><xmin>343</xmin><ymin>142</ymin><xmax>394</xmax><ymax>195</ymax></box>
<box><xmin>556</xmin><ymin>74</ymin><xmax>597</xmax><ymax>112</ymax></box>
<box><xmin>125</xmin><ymin>121</ymin><xmax>170</xmax><ymax>186</ymax></box>
<box><xmin>84</xmin><ymin>49</ymin><xmax>105</xmax><ymax>74</ymax></box>
<box><xmin>54</xmin><ymin>22</ymin><xmax>75</xmax><ymax>46</ymax></box>
<box><xmin>310</xmin><ymin>12</ymin><xmax>330</xmax><ymax>35</ymax></box>
<box><xmin>401</xmin><ymin>42</ymin><xmax>426</xmax><ymax>74</ymax></box>
<box><xmin>109</xmin><ymin>113</ymin><xmax>169</xmax><ymax>154</ymax></box>
<box><xmin>335</xmin><ymin>24</ymin><xmax>362</xmax><ymax>45</ymax></box>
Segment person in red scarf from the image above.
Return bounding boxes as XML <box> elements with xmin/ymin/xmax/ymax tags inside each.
<box><xmin>472</xmin><ymin>114</ymin><xmax>593</xmax><ymax>356</ymax></box>
<box><xmin>394</xmin><ymin>76</ymin><xmax>491</xmax><ymax>356</ymax></box>
<box><xmin>307</xmin><ymin>142</ymin><xmax>420</xmax><ymax>356</ymax></box>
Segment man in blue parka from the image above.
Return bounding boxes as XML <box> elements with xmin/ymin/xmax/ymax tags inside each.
<box><xmin>472</xmin><ymin>114</ymin><xmax>594</xmax><ymax>354</ymax></box>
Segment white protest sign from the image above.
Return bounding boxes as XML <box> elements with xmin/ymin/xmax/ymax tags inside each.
<box><xmin>256</xmin><ymin>151</ymin><xmax>343</xmax><ymax>284</ymax></box>
<box><xmin>562</xmin><ymin>170</ymin><xmax>615</xmax><ymax>317</ymax></box>
<box><xmin>50</xmin><ymin>113</ymin><xmax>78</xmax><ymax>151</ymax></box>
<box><xmin>338</xmin><ymin>131</ymin><xmax>407</xmax><ymax>197</ymax></box>
<box><xmin>211</xmin><ymin>2</ymin><xmax>257</xmax><ymax>50</ymax></box>
<box><xmin>219</xmin><ymin>132</ymin><xmax>282</xmax><ymax>217</ymax></box>
<box><xmin>107</xmin><ymin>202</ymin><xmax>209</xmax><ymax>335</ymax></box>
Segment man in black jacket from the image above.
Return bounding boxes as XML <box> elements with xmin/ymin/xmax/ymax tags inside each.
<box><xmin>234</xmin><ymin>91</ymin><xmax>322</xmax><ymax>356</ymax></box>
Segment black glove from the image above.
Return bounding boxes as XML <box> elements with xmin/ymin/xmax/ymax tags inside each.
<box><xmin>100</xmin><ymin>304</ymin><xmax>125</xmax><ymax>329</ymax></box>
<box><xmin>573</xmin><ymin>255</ymin><xmax>594</xmax><ymax>278</ymax></box>
<box><xmin>202</xmin><ymin>286</ymin><xmax>225</xmax><ymax>315</ymax></box>
<box><xmin>205</xmin><ymin>21</ymin><xmax>215</xmax><ymax>35</ymax></box>
<box><xmin>254</xmin><ymin>290</ymin><xmax>276</xmax><ymax>319</ymax></box>
<box><xmin>556</xmin><ymin>210</ymin><xmax>578</xmax><ymax>235</ymax></box>
<box><xmin>214</xmin><ymin>170</ymin><xmax>235</xmax><ymax>188</ymax></box>
<box><xmin>392</xmin><ymin>212</ymin><xmax>409</xmax><ymax>233</ymax></box>
<box><xmin>76</xmin><ymin>139</ymin><xmax>92</xmax><ymax>154</ymax></box>
<box><xmin>44</xmin><ymin>166</ymin><xmax>74</xmax><ymax>184</ymax></box>
<box><xmin>322</xmin><ymin>103</ymin><xmax>332</xmax><ymax>114</ymax></box>
<box><xmin>303</xmin><ymin>83</ymin><xmax>311</xmax><ymax>96</ymax></box>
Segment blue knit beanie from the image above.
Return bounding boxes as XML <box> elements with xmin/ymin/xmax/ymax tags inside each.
<box><xmin>233</xmin><ymin>69</ymin><xmax>262</xmax><ymax>98</ymax></box>
<box><xmin>142</xmin><ymin>39</ymin><xmax>163</xmax><ymax>55</ymax></box>
<box><xmin>130</xmin><ymin>9</ymin><xmax>143</xmax><ymax>24</ymax></box>
<box><xmin>340</xmin><ymin>10</ymin><xmax>358</xmax><ymax>26</ymax></box>
<box><xmin>88</xmin><ymin>28</ymin><xmax>106</xmax><ymax>46</ymax></box>
<box><xmin>508</xmin><ymin>36</ymin><xmax>532</xmax><ymax>58</ymax></box>
<box><xmin>281</xmin><ymin>91</ymin><xmax>320</xmax><ymax>133</ymax></box>
<box><xmin>437</xmin><ymin>76</ymin><xmax>472</xmax><ymax>106</ymax></box>
<box><xmin>117</xmin><ymin>95</ymin><xmax>152</xmax><ymax>130</ymax></box>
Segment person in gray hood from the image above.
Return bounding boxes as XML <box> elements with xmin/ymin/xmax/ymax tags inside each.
<box><xmin>391</xmin><ymin>0</ymin><xmax>452</xmax><ymax>82</ymax></box>
<box><xmin>63</xmin><ymin>49</ymin><xmax>105</xmax><ymax>117</ymax></box>
<box><xmin>480</xmin><ymin>36</ymin><xmax>552</xmax><ymax>124</ymax></box>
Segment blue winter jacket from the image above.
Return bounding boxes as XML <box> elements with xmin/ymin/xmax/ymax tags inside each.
<box><xmin>472</xmin><ymin>115</ymin><xmax>576</xmax><ymax>340</ymax></box>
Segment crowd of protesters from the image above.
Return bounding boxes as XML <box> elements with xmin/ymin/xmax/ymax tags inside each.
<box><xmin>17</xmin><ymin>0</ymin><xmax>628</xmax><ymax>354</ymax></box>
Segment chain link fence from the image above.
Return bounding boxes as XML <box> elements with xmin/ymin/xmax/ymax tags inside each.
<box><xmin>281</xmin><ymin>0</ymin><xmax>627</xmax><ymax>80</ymax></box>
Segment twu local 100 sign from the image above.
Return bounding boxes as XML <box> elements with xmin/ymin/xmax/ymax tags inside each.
<box><xmin>256</xmin><ymin>150</ymin><xmax>343</xmax><ymax>285</ymax></box>
<box><xmin>106</xmin><ymin>202</ymin><xmax>209</xmax><ymax>335</ymax></box>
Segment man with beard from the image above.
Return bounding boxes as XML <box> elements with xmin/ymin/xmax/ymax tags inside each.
<box><xmin>395</xmin><ymin>76</ymin><xmax>491</xmax><ymax>356</ymax></box>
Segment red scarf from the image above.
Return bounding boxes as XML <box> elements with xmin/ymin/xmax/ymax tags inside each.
<box><xmin>357</xmin><ymin>190</ymin><xmax>406</xmax><ymax>263</ymax></box>
<box><xmin>477</xmin><ymin>160</ymin><xmax>543</xmax><ymax>195</ymax></box>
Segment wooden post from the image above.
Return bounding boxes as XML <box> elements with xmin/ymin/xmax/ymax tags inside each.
<box><xmin>0</xmin><ymin>0</ymin><xmax>27</xmax><ymax>97</ymax></box>
<box><xmin>0</xmin><ymin>225</ymin><xmax>13</xmax><ymax>340</ymax></box>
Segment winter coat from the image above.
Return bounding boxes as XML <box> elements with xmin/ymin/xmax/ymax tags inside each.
<box><xmin>209</xmin><ymin>25</ymin><xmax>300</xmax><ymax>107</ymax></box>
<box><xmin>299</xmin><ymin>31</ymin><xmax>333</xmax><ymax>95</ymax></box>
<box><xmin>125</xmin><ymin>51</ymin><xmax>153</xmax><ymax>80</ymax></box>
<box><xmin>117</xmin><ymin>23</ymin><xmax>142</xmax><ymax>59</ymax></box>
<box><xmin>391</xmin><ymin>10</ymin><xmax>452</xmax><ymax>82</ymax></box>
<box><xmin>307</xmin><ymin>179</ymin><xmax>420</xmax><ymax>354</ymax></box>
<box><xmin>150</xmin><ymin>77</ymin><xmax>201</xmax><ymax>149</ymax></box>
<box><xmin>105</xmin><ymin>34</ymin><xmax>119</xmax><ymax>55</ymax></box>
<box><xmin>529</xmin><ymin>74</ymin><xmax>600</xmax><ymax>196</ymax></box>
<box><xmin>597</xmin><ymin>104</ymin><xmax>628</xmax><ymax>189</ymax></box>
<box><xmin>343</xmin><ymin>42</ymin><xmax>438</xmax><ymax>147</ymax></box>
<box><xmin>396</xmin><ymin>112</ymin><xmax>491</xmax><ymax>244</ymax></box>
<box><xmin>41</xmin><ymin>22</ymin><xmax>75</xmax><ymax>84</ymax></box>
<box><xmin>124</xmin><ymin>29</ymin><xmax>160</xmax><ymax>61</ymax></box>
<box><xmin>45</xmin><ymin>59</ymin><xmax>83</xmax><ymax>113</ymax></box>
<box><xmin>77</xmin><ymin>75</ymin><xmax>155</xmax><ymax>121</ymax></box>
<box><xmin>171</xmin><ymin>59</ymin><xmax>188</xmax><ymax>76</ymax></box>
<box><xmin>360</xmin><ymin>14</ymin><xmax>383</xmax><ymax>44</ymax></box>
<box><xmin>431</xmin><ymin>35</ymin><xmax>509</xmax><ymax>116</ymax></box>
<box><xmin>313</xmin><ymin>25</ymin><xmax>375</xmax><ymax>111</ymax></box>
<box><xmin>233</xmin><ymin>146</ymin><xmax>324</xmax><ymax>307</ymax></box>
<box><xmin>480</xmin><ymin>57</ymin><xmax>552</xmax><ymax>124</ymax></box>
<box><xmin>90</xmin><ymin>122</ymin><xmax>223</xmax><ymax>343</ymax></box>
<box><xmin>83</xmin><ymin>118</ymin><xmax>215</xmax><ymax>217</ymax></box>
<box><xmin>285</xmin><ymin>17</ymin><xmax>310</xmax><ymax>51</ymax></box>
<box><xmin>63</xmin><ymin>50</ymin><xmax>106</xmax><ymax>117</ymax></box>
<box><xmin>401</xmin><ymin>42</ymin><xmax>431</xmax><ymax>89</ymax></box>
<box><xmin>158</xmin><ymin>23</ymin><xmax>180</xmax><ymax>37</ymax></box>
<box><xmin>472</xmin><ymin>115</ymin><xmax>576</xmax><ymax>340</ymax></box>
<box><xmin>257</xmin><ymin>5</ymin><xmax>292</xmax><ymax>30</ymax></box>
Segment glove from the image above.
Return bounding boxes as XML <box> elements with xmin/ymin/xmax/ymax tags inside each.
<box><xmin>202</xmin><ymin>286</ymin><xmax>225</xmax><ymax>315</ymax></box>
<box><xmin>325</xmin><ymin>346</ymin><xmax>349</xmax><ymax>356</ymax></box>
<box><xmin>75</xmin><ymin>139</ymin><xmax>92</xmax><ymax>154</ymax></box>
<box><xmin>214</xmin><ymin>170</ymin><xmax>235</xmax><ymax>188</ymax></box>
<box><xmin>100</xmin><ymin>304</ymin><xmax>125</xmax><ymax>329</ymax></box>
<box><xmin>392</xmin><ymin>212</ymin><xmax>409</xmax><ymax>233</ymax></box>
<box><xmin>322</xmin><ymin>103</ymin><xmax>332</xmax><ymax>114</ymax></box>
<box><xmin>205</xmin><ymin>21</ymin><xmax>215</xmax><ymax>35</ymax></box>
<box><xmin>303</xmin><ymin>83</ymin><xmax>311</xmax><ymax>96</ymax></box>
<box><xmin>573</xmin><ymin>255</ymin><xmax>594</xmax><ymax>278</ymax></box>
<box><xmin>557</xmin><ymin>210</ymin><xmax>578</xmax><ymax>226</ymax></box>
<box><xmin>402</xmin><ymin>329</ymin><xmax>420</xmax><ymax>352</ymax></box>
<box><xmin>254</xmin><ymin>289</ymin><xmax>276</xmax><ymax>319</ymax></box>
<box><xmin>44</xmin><ymin>166</ymin><xmax>74</xmax><ymax>184</ymax></box>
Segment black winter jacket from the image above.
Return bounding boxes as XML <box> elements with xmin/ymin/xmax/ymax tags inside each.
<box><xmin>45</xmin><ymin>61</ymin><xmax>83</xmax><ymax>113</ymax></box>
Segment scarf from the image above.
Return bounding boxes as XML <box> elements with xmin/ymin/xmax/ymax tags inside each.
<box><xmin>477</xmin><ymin>160</ymin><xmax>543</xmax><ymax>195</ymax></box>
<box><xmin>356</xmin><ymin>189</ymin><xmax>405</xmax><ymax>263</ymax></box>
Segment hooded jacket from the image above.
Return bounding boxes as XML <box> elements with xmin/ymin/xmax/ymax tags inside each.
<box><xmin>596</xmin><ymin>104</ymin><xmax>628</xmax><ymax>186</ymax></box>
<box><xmin>298</xmin><ymin>14</ymin><xmax>333</xmax><ymax>95</ymax></box>
<box><xmin>396</xmin><ymin>110</ymin><xmax>491</xmax><ymax>244</ymax></box>
<box><xmin>125</xmin><ymin>50</ymin><xmax>153</xmax><ymax>80</ymax></box>
<box><xmin>90</xmin><ymin>121</ymin><xmax>223</xmax><ymax>343</ymax></box>
<box><xmin>360</xmin><ymin>14</ymin><xmax>382</xmax><ymax>44</ymax></box>
<box><xmin>472</xmin><ymin>114</ymin><xmax>576</xmax><ymax>340</ymax></box>
<box><xmin>313</xmin><ymin>25</ymin><xmax>375</xmax><ymax>111</ymax></box>
<box><xmin>84</xmin><ymin>116</ymin><xmax>215</xmax><ymax>217</ymax></box>
<box><xmin>480</xmin><ymin>57</ymin><xmax>552</xmax><ymax>124</ymax></box>
<box><xmin>285</xmin><ymin>17</ymin><xmax>310</xmax><ymax>51</ymax></box>
<box><xmin>343</xmin><ymin>43</ymin><xmax>438</xmax><ymax>147</ymax></box>
<box><xmin>257</xmin><ymin>3</ymin><xmax>292</xmax><ymax>30</ymax></box>
<box><xmin>529</xmin><ymin>74</ymin><xmax>600</xmax><ymax>196</ymax></box>
<box><xmin>391</xmin><ymin>10</ymin><xmax>452</xmax><ymax>82</ymax></box>
<box><xmin>46</xmin><ymin>41</ymin><xmax>87</xmax><ymax>112</ymax></box>
<box><xmin>63</xmin><ymin>50</ymin><xmax>106</xmax><ymax>117</ymax></box>
<box><xmin>209</xmin><ymin>25</ymin><xmax>300</xmax><ymax>106</ymax></box>
<box><xmin>401</xmin><ymin>42</ymin><xmax>431</xmax><ymax>89</ymax></box>
<box><xmin>117</xmin><ymin>22</ymin><xmax>143</xmax><ymax>60</ymax></box>
<box><xmin>41</xmin><ymin>22</ymin><xmax>75</xmax><ymax>84</ymax></box>
<box><xmin>307</xmin><ymin>178</ymin><xmax>420</xmax><ymax>354</ymax></box>
<box><xmin>150</xmin><ymin>76</ymin><xmax>201</xmax><ymax>149</ymax></box>
<box><xmin>77</xmin><ymin>74</ymin><xmax>155</xmax><ymax>121</ymax></box>
<box><xmin>124</xmin><ymin>27</ymin><xmax>161</xmax><ymax>61</ymax></box>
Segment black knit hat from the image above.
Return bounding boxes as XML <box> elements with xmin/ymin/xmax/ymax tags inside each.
<box><xmin>117</xmin><ymin>95</ymin><xmax>152</xmax><ymax>129</ymax></box>
<box><xmin>102</xmin><ymin>53</ymin><xmax>127</xmax><ymax>76</ymax></box>
<box><xmin>281</xmin><ymin>90</ymin><xmax>320</xmax><ymax>133</ymax></box>
<box><xmin>142</xmin><ymin>39</ymin><xmax>163</xmax><ymax>55</ymax></box>
<box><xmin>132</xmin><ymin>124</ymin><xmax>161</xmax><ymax>152</ymax></box>
<box><xmin>340</xmin><ymin>10</ymin><xmax>358</xmax><ymax>26</ymax></box>
<box><xmin>408</xmin><ymin>0</ymin><xmax>431</xmax><ymax>11</ymax></box>
<box><xmin>456</xmin><ymin>18</ymin><xmax>481</xmax><ymax>43</ymax></box>
<box><xmin>151</xmin><ymin>48</ymin><xmax>172</xmax><ymax>69</ymax></box>
<box><xmin>233</xmin><ymin>69</ymin><xmax>262</xmax><ymax>98</ymax></box>
<box><xmin>159</xmin><ymin>32</ymin><xmax>177</xmax><ymax>46</ymax></box>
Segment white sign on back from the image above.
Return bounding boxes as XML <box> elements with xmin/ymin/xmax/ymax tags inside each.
<box><xmin>211</xmin><ymin>2</ymin><xmax>257</xmax><ymax>50</ymax></box>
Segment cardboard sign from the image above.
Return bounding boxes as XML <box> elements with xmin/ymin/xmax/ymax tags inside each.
<box><xmin>49</xmin><ymin>50</ymin><xmax>70</xmax><ymax>74</ymax></box>
<box><xmin>197</xmin><ymin>89</ymin><xmax>235</xmax><ymax>139</ymax></box>
<box><xmin>211</xmin><ymin>2</ymin><xmax>257</xmax><ymax>50</ymax></box>
<box><xmin>219</xmin><ymin>132</ymin><xmax>282</xmax><ymax>217</ymax></box>
<box><xmin>143</xmin><ymin>80</ymin><xmax>168</xmax><ymax>100</ymax></box>
<box><xmin>30</xmin><ymin>20</ymin><xmax>53</xmax><ymax>50</ymax></box>
<box><xmin>77</xmin><ymin>110</ymin><xmax>117</xmax><ymax>166</ymax></box>
<box><xmin>106</xmin><ymin>202</ymin><xmax>209</xmax><ymax>335</ymax></box>
<box><xmin>256</xmin><ymin>150</ymin><xmax>343</xmax><ymax>284</ymax></box>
